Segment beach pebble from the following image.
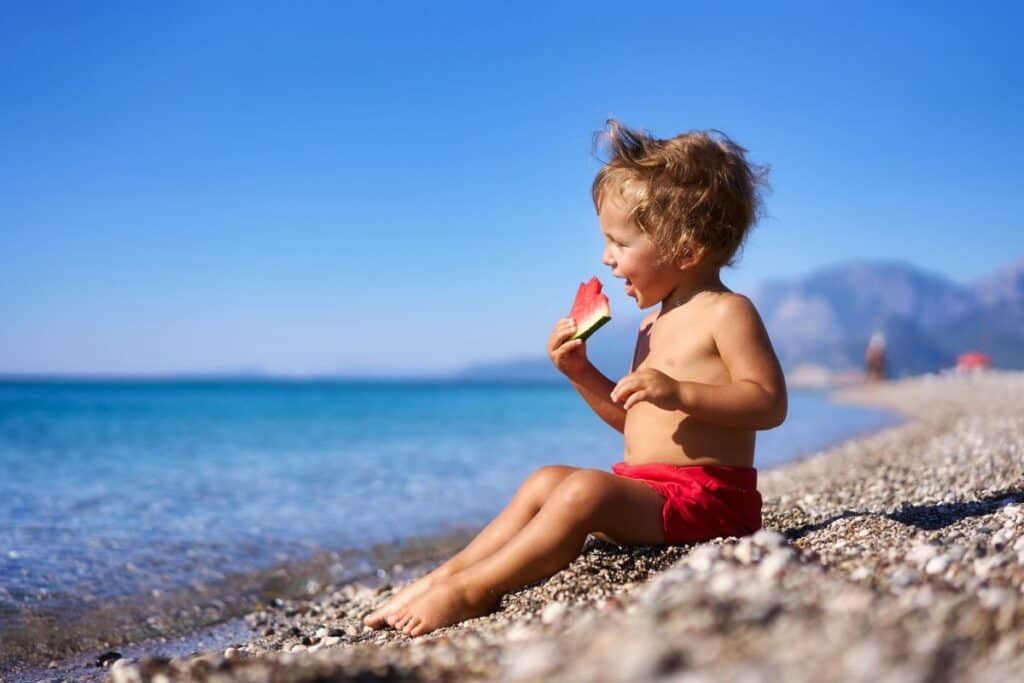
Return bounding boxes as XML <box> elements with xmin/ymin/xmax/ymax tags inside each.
<box><xmin>708</xmin><ymin>572</ymin><xmax>738</xmax><ymax>595</ymax></box>
<box><xmin>109</xmin><ymin>666</ymin><xmax>143</xmax><ymax>683</ymax></box>
<box><xmin>850</xmin><ymin>566</ymin><xmax>872</xmax><ymax>581</ymax></box>
<box><xmin>991</xmin><ymin>528</ymin><xmax>1014</xmax><ymax>550</ymax></box>
<box><xmin>924</xmin><ymin>555</ymin><xmax>951</xmax><ymax>576</ymax></box>
<box><xmin>946</xmin><ymin>544</ymin><xmax>967</xmax><ymax>561</ymax></box>
<box><xmin>752</xmin><ymin>529</ymin><xmax>787</xmax><ymax>548</ymax></box>
<box><xmin>758</xmin><ymin>548</ymin><xmax>794</xmax><ymax>581</ymax></box>
<box><xmin>502</xmin><ymin>641</ymin><xmax>561</xmax><ymax>679</ymax></box>
<box><xmin>906</xmin><ymin>543</ymin><xmax>939</xmax><ymax>568</ymax></box>
<box><xmin>685</xmin><ymin>546</ymin><xmax>721</xmax><ymax>573</ymax></box>
<box><xmin>541</xmin><ymin>601</ymin><xmax>568</xmax><ymax>625</ymax></box>
<box><xmin>506</xmin><ymin>623</ymin><xmax>537</xmax><ymax>642</ymax></box>
<box><xmin>734</xmin><ymin>538</ymin><xmax>758</xmax><ymax>564</ymax></box>
<box><xmin>974</xmin><ymin>555</ymin><xmax>1005</xmax><ymax>579</ymax></box>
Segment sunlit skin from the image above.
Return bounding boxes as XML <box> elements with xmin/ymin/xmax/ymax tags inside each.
<box><xmin>363</xmin><ymin>191</ymin><xmax>787</xmax><ymax>637</ymax></box>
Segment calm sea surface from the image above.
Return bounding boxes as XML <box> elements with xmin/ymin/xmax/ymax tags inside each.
<box><xmin>0</xmin><ymin>380</ymin><xmax>902</xmax><ymax>625</ymax></box>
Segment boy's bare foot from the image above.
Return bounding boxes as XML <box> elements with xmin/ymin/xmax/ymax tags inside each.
<box><xmin>391</xmin><ymin>577</ymin><xmax>500</xmax><ymax>637</ymax></box>
<box><xmin>363</xmin><ymin>571</ymin><xmax>443</xmax><ymax>629</ymax></box>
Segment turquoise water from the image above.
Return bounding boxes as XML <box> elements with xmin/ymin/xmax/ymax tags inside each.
<box><xmin>0</xmin><ymin>380</ymin><xmax>902</xmax><ymax>617</ymax></box>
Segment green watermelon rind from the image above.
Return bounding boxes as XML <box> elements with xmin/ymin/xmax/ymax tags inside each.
<box><xmin>571</xmin><ymin>311</ymin><xmax>611</xmax><ymax>341</ymax></box>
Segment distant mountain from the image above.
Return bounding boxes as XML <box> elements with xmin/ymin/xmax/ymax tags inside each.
<box><xmin>453</xmin><ymin>314</ymin><xmax>641</xmax><ymax>382</ymax></box>
<box><xmin>456</xmin><ymin>257</ymin><xmax>1024</xmax><ymax>381</ymax></box>
<box><xmin>752</xmin><ymin>257</ymin><xmax>1024</xmax><ymax>377</ymax></box>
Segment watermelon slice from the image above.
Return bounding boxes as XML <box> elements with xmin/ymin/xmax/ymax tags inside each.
<box><xmin>569</xmin><ymin>277</ymin><xmax>612</xmax><ymax>341</ymax></box>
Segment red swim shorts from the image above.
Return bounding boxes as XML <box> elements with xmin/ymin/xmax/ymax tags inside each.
<box><xmin>611</xmin><ymin>461</ymin><xmax>762</xmax><ymax>544</ymax></box>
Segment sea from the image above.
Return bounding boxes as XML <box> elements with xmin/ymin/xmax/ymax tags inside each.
<box><xmin>0</xmin><ymin>379</ymin><xmax>903</xmax><ymax>666</ymax></box>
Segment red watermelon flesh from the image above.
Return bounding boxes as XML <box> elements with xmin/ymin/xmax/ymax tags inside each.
<box><xmin>569</xmin><ymin>277</ymin><xmax>611</xmax><ymax>341</ymax></box>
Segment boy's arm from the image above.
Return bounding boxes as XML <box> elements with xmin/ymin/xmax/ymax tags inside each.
<box><xmin>568</xmin><ymin>361</ymin><xmax>627</xmax><ymax>433</ymax></box>
<box><xmin>682</xmin><ymin>295</ymin><xmax>788</xmax><ymax>430</ymax></box>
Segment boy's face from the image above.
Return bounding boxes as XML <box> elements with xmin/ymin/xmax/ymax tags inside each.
<box><xmin>598</xmin><ymin>194</ymin><xmax>683</xmax><ymax>309</ymax></box>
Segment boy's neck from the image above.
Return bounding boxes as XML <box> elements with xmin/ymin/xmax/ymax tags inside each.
<box><xmin>659</xmin><ymin>266</ymin><xmax>728</xmax><ymax>315</ymax></box>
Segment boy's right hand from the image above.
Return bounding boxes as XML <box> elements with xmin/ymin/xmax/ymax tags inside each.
<box><xmin>548</xmin><ymin>318</ymin><xmax>588</xmax><ymax>379</ymax></box>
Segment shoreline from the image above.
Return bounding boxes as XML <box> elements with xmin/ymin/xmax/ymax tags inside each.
<box><xmin>0</xmin><ymin>385</ymin><xmax>904</xmax><ymax>679</ymax></box>
<box><xmin>10</xmin><ymin>371</ymin><xmax>1023</xmax><ymax>681</ymax></box>
<box><xmin>103</xmin><ymin>370</ymin><xmax>1022</xmax><ymax>682</ymax></box>
<box><xmin>0</xmin><ymin>531</ymin><xmax>477</xmax><ymax>679</ymax></box>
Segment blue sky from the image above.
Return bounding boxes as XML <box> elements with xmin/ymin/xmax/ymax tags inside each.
<box><xmin>2</xmin><ymin>1</ymin><xmax>1022</xmax><ymax>376</ymax></box>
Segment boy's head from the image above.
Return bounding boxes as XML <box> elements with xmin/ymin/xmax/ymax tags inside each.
<box><xmin>592</xmin><ymin>118</ymin><xmax>770</xmax><ymax>273</ymax></box>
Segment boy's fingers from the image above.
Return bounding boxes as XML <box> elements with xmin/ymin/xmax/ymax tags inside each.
<box><xmin>623</xmin><ymin>391</ymin><xmax>646</xmax><ymax>410</ymax></box>
<box><xmin>611</xmin><ymin>373</ymin><xmax>633</xmax><ymax>397</ymax></box>
<box><xmin>552</xmin><ymin>338</ymin><xmax>580</xmax><ymax>358</ymax></box>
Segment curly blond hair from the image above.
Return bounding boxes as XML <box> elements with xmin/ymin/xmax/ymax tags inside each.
<box><xmin>591</xmin><ymin>118</ymin><xmax>770</xmax><ymax>269</ymax></box>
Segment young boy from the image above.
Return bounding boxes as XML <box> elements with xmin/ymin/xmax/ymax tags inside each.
<box><xmin>364</xmin><ymin>118</ymin><xmax>786</xmax><ymax>637</ymax></box>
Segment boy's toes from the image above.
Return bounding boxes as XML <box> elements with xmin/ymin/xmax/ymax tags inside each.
<box><xmin>403</xmin><ymin>617</ymin><xmax>420</xmax><ymax>636</ymax></box>
<box><xmin>386</xmin><ymin>611</ymin><xmax>401</xmax><ymax>627</ymax></box>
<box><xmin>363</xmin><ymin>609</ymin><xmax>384</xmax><ymax>628</ymax></box>
<box><xmin>409</xmin><ymin>619</ymin><xmax>427</xmax><ymax>637</ymax></box>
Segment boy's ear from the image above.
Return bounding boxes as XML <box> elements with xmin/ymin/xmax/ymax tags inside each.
<box><xmin>676</xmin><ymin>245</ymin><xmax>706</xmax><ymax>270</ymax></box>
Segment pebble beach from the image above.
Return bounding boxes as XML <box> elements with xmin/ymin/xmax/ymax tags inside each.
<box><xmin>41</xmin><ymin>371</ymin><xmax>1024</xmax><ymax>681</ymax></box>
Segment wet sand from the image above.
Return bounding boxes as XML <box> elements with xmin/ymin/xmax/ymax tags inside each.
<box><xmin>17</xmin><ymin>371</ymin><xmax>1024</xmax><ymax>682</ymax></box>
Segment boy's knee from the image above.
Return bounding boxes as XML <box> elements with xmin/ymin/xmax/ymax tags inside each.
<box><xmin>521</xmin><ymin>465</ymin><xmax>573</xmax><ymax>502</ymax></box>
<box><xmin>550</xmin><ymin>469</ymin><xmax>613</xmax><ymax>517</ymax></box>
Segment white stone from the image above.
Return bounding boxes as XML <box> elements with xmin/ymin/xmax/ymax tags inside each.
<box><xmin>758</xmin><ymin>549</ymin><xmax>793</xmax><ymax>581</ymax></box>
<box><xmin>734</xmin><ymin>539</ymin><xmax>756</xmax><ymax>565</ymax></box>
<box><xmin>752</xmin><ymin>529</ymin><xmax>786</xmax><ymax>548</ymax></box>
<box><xmin>906</xmin><ymin>543</ymin><xmax>939</xmax><ymax>568</ymax></box>
<box><xmin>979</xmin><ymin>588</ymin><xmax>1012</xmax><ymax>609</ymax></box>
<box><xmin>540</xmin><ymin>601</ymin><xmax>567</xmax><ymax>625</ymax></box>
<box><xmin>991</xmin><ymin>528</ymin><xmax>1013</xmax><ymax>550</ymax></box>
<box><xmin>925</xmin><ymin>555</ymin><xmax>951</xmax><ymax>575</ymax></box>
<box><xmin>709</xmin><ymin>572</ymin><xmax>737</xmax><ymax>595</ymax></box>
<box><xmin>506</xmin><ymin>623</ymin><xmax>536</xmax><ymax>642</ymax></box>
<box><xmin>850</xmin><ymin>566</ymin><xmax>872</xmax><ymax>581</ymax></box>
<box><xmin>891</xmin><ymin>567</ymin><xmax>917</xmax><ymax>588</ymax></box>
<box><xmin>974</xmin><ymin>555</ymin><xmax>1005</xmax><ymax>579</ymax></box>
<box><xmin>502</xmin><ymin>641</ymin><xmax>561</xmax><ymax>680</ymax></box>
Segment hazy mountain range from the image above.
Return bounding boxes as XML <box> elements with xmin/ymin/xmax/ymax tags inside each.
<box><xmin>456</xmin><ymin>257</ymin><xmax>1024</xmax><ymax>383</ymax></box>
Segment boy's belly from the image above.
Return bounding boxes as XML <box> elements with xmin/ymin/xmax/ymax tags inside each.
<box><xmin>622</xmin><ymin>402</ymin><xmax>756</xmax><ymax>467</ymax></box>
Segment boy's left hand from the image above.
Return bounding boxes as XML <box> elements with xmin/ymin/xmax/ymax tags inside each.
<box><xmin>610</xmin><ymin>368</ymin><xmax>682</xmax><ymax>411</ymax></box>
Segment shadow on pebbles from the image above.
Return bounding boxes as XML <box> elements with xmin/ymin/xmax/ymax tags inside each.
<box><xmin>109</xmin><ymin>371</ymin><xmax>1024</xmax><ymax>683</ymax></box>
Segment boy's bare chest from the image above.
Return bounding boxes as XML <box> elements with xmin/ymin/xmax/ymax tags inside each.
<box><xmin>633</xmin><ymin>310</ymin><xmax>732</xmax><ymax>385</ymax></box>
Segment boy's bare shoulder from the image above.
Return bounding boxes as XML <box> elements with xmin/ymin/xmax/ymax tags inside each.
<box><xmin>710</xmin><ymin>291</ymin><xmax>786</xmax><ymax>395</ymax></box>
<box><xmin>710</xmin><ymin>291</ymin><xmax>763</xmax><ymax>327</ymax></box>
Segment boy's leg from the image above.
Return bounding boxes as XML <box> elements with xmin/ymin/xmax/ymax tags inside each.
<box><xmin>364</xmin><ymin>465</ymin><xmax>579</xmax><ymax>628</ymax></box>
<box><xmin>391</xmin><ymin>469</ymin><xmax>665</xmax><ymax>636</ymax></box>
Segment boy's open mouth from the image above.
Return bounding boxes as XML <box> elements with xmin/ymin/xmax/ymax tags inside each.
<box><xmin>625</xmin><ymin>279</ymin><xmax>636</xmax><ymax>296</ymax></box>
